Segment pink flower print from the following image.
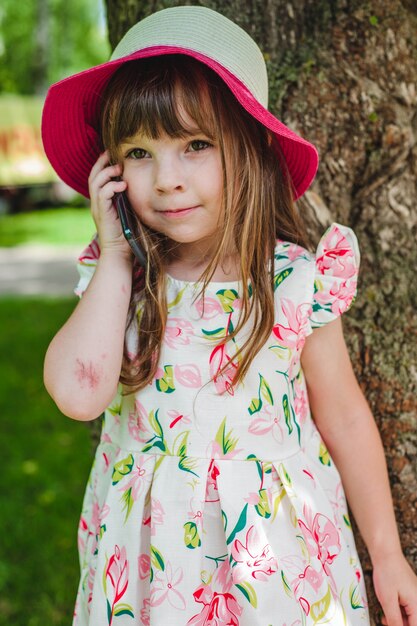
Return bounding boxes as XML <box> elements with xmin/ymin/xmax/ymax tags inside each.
<box><xmin>293</xmin><ymin>380</ymin><xmax>309</xmax><ymax>425</ymax></box>
<box><xmin>205</xmin><ymin>459</ymin><xmax>220</xmax><ymax>502</ymax></box>
<box><xmin>187</xmin><ymin>588</ymin><xmax>243</xmax><ymax>626</ymax></box>
<box><xmin>316</xmin><ymin>228</ymin><xmax>357</xmax><ymax>279</ymax></box>
<box><xmin>195</xmin><ymin>296</ymin><xmax>223</xmax><ymax>320</ymax></box>
<box><xmin>298</xmin><ymin>507</ymin><xmax>341</xmax><ymax>577</ymax></box>
<box><xmin>105</xmin><ymin>545</ymin><xmax>129</xmax><ymax>619</ymax></box>
<box><xmin>209</xmin><ymin>341</ymin><xmax>239</xmax><ymax>395</ymax></box>
<box><xmin>188</xmin><ymin>561</ymin><xmax>242</xmax><ymax>625</ymax></box>
<box><xmin>78</xmin><ymin>237</ymin><xmax>100</xmax><ymax>264</ymax></box>
<box><xmin>272</xmin><ymin>299</ymin><xmax>311</xmax><ymax>350</ymax></box>
<box><xmin>206</xmin><ymin>439</ymin><xmax>242</xmax><ymax>460</ymax></box>
<box><xmin>188</xmin><ymin>496</ymin><xmax>204</xmax><ymax>530</ymax></box>
<box><xmin>86</xmin><ymin>500</ymin><xmax>110</xmax><ymax>556</ymax></box>
<box><xmin>119</xmin><ymin>455</ymin><xmax>153</xmax><ymax>502</ymax></box>
<box><xmin>329</xmin><ymin>279</ymin><xmax>357</xmax><ymax>315</ymax></box>
<box><xmin>174</xmin><ymin>363</ymin><xmax>202</xmax><ymax>388</ymax></box>
<box><xmin>168</xmin><ymin>410</ymin><xmax>192</xmax><ymax>429</ymax></box>
<box><xmin>151</xmin><ymin>497</ymin><xmax>165</xmax><ymax>536</ymax></box>
<box><xmin>231</xmin><ymin>525</ymin><xmax>278</xmax><ymax>583</ymax></box>
<box><xmin>248</xmin><ymin>404</ymin><xmax>284</xmax><ymax>443</ymax></box>
<box><xmin>128</xmin><ymin>400</ymin><xmax>153</xmax><ymax>443</ymax></box>
<box><xmin>281</xmin><ymin>555</ymin><xmax>324</xmax><ymax>615</ymax></box>
<box><xmin>165</xmin><ymin>318</ymin><xmax>194</xmax><ymax>348</ymax></box>
<box><xmin>140</xmin><ymin>598</ymin><xmax>150</xmax><ymax>626</ymax></box>
<box><xmin>138</xmin><ymin>554</ymin><xmax>151</xmax><ymax>580</ymax></box>
<box><xmin>150</xmin><ymin>561</ymin><xmax>186</xmax><ymax>610</ymax></box>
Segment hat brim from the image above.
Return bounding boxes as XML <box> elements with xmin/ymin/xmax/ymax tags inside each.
<box><xmin>42</xmin><ymin>46</ymin><xmax>318</xmax><ymax>200</ymax></box>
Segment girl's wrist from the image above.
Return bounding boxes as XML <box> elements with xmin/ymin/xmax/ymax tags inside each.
<box><xmin>368</xmin><ymin>540</ymin><xmax>404</xmax><ymax>567</ymax></box>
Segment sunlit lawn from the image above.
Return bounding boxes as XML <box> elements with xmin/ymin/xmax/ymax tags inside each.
<box><xmin>0</xmin><ymin>208</ymin><xmax>94</xmax><ymax>247</ymax></box>
<box><xmin>0</xmin><ymin>297</ymin><xmax>94</xmax><ymax>625</ymax></box>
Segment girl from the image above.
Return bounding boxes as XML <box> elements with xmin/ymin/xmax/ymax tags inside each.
<box><xmin>42</xmin><ymin>6</ymin><xmax>417</xmax><ymax>626</ymax></box>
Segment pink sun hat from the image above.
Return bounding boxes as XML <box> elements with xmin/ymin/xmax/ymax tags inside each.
<box><xmin>42</xmin><ymin>5</ymin><xmax>319</xmax><ymax>200</ymax></box>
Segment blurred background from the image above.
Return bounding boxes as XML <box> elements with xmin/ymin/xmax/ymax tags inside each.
<box><xmin>0</xmin><ymin>1</ymin><xmax>109</xmax><ymax>623</ymax></box>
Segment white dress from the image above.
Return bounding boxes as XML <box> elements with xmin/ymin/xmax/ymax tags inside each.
<box><xmin>73</xmin><ymin>222</ymin><xmax>369</xmax><ymax>626</ymax></box>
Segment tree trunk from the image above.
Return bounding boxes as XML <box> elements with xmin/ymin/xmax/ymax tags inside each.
<box><xmin>104</xmin><ymin>1</ymin><xmax>417</xmax><ymax>622</ymax></box>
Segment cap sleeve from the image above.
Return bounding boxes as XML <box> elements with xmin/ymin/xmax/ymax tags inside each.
<box><xmin>74</xmin><ymin>236</ymin><xmax>100</xmax><ymax>297</ymax></box>
<box><xmin>309</xmin><ymin>222</ymin><xmax>360</xmax><ymax>329</ymax></box>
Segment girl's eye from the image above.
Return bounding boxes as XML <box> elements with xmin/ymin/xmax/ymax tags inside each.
<box><xmin>126</xmin><ymin>148</ymin><xmax>148</xmax><ymax>159</ymax></box>
<box><xmin>188</xmin><ymin>139</ymin><xmax>212</xmax><ymax>152</ymax></box>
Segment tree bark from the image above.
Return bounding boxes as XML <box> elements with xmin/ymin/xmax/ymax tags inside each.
<box><xmin>104</xmin><ymin>1</ymin><xmax>417</xmax><ymax>622</ymax></box>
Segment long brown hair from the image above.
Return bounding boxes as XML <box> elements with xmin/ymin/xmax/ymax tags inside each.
<box><xmin>100</xmin><ymin>55</ymin><xmax>310</xmax><ymax>394</ymax></box>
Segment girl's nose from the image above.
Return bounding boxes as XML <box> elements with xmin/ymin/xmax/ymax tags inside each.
<box><xmin>154</xmin><ymin>155</ymin><xmax>186</xmax><ymax>194</ymax></box>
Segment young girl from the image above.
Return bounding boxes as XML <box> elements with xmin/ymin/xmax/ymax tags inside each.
<box><xmin>42</xmin><ymin>6</ymin><xmax>417</xmax><ymax>626</ymax></box>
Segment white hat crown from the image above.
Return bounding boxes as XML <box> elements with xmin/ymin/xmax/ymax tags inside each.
<box><xmin>111</xmin><ymin>5</ymin><xmax>269</xmax><ymax>107</ymax></box>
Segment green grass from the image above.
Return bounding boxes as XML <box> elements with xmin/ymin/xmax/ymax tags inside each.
<box><xmin>0</xmin><ymin>208</ymin><xmax>95</xmax><ymax>247</ymax></box>
<box><xmin>0</xmin><ymin>297</ymin><xmax>95</xmax><ymax>625</ymax></box>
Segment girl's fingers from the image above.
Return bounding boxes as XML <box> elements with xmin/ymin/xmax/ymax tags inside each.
<box><xmin>90</xmin><ymin>163</ymin><xmax>122</xmax><ymax>194</ymax></box>
<box><xmin>382</xmin><ymin>603</ymin><xmax>405</xmax><ymax>626</ymax></box>
<box><xmin>88</xmin><ymin>150</ymin><xmax>112</xmax><ymax>180</ymax></box>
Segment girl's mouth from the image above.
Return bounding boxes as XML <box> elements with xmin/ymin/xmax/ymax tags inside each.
<box><xmin>160</xmin><ymin>206</ymin><xmax>199</xmax><ymax>217</ymax></box>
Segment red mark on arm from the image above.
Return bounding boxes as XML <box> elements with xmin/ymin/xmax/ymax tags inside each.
<box><xmin>75</xmin><ymin>359</ymin><xmax>101</xmax><ymax>390</ymax></box>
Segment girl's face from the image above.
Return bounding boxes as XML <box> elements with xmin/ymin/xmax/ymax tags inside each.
<box><xmin>119</xmin><ymin>113</ymin><xmax>223</xmax><ymax>264</ymax></box>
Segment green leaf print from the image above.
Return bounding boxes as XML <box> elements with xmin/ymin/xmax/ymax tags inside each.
<box><xmin>222</xmin><ymin>509</ymin><xmax>228</xmax><ymax>533</ymax></box>
<box><xmin>202</xmin><ymin>326</ymin><xmax>226</xmax><ymax>338</ymax></box>
<box><xmin>143</xmin><ymin>438</ymin><xmax>167</xmax><ymax>454</ymax></box>
<box><xmin>141</xmin><ymin>411</ymin><xmax>167</xmax><ymax>454</ymax></box>
<box><xmin>106</xmin><ymin>599</ymin><xmax>112</xmax><ymax>624</ymax></box>
<box><xmin>282</xmin><ymin>394</ymin><xmax>293</xmax><ymax>434</ymax></box>
<box><xmin>249</xmin><ymin>375</ymin><xmax>274</xmax><ymax>416</ymax></box>
<box><xmin>255</xmin><ymin>489</ymin><xmax>271</xmax><ymax>519</ymax></box>
<box><xmin>310</xmin><ymin>585</ymin><xmax>332</xmax><ymax>623</ymax></box>
<box><xmin>273</xmin><ymin>267</ymin><xmax>293</xmax><ymax>291</ymax></box>
<box><xmin>319</xmin><ymin>441</ymin><xmax>331</xmax><ymax>466</ymax></box>
<box><xmin>168</xmin><ymin>284</ymin><xmax>187</xmax><ymax>310</ymax></box>
<box><xmin>246</xmin><ymin>455</ymin><xmax>263</xmax><ymax>480</ymax></box>
<box><xmin>215</xmin><ymin>418</ymin><xmax>239</xmax><ymax>455</ymax></box>
<box><xmin>259</xmin><ymin>375</ymin><xmax>274</xmax><ymax>405</ymax></box>
<box><xmin>271</xmin><ymin>487</ymin><xmax>285</xmax><ymax>522</ymax></box>
<box><xmin>248</xmin><ymin>396</ymin><xmax>262</xmax><ymax>415</ymax></box>
<box><xmin>172</xmin><ymin>430</ymin><xmax>189</xmax><ymax>457</ymax></box>
<box><xmin>184</xmin><ymin>521</ymin><xmax>202</xmax><ymax>549</ymax></box>
<box><xmin>235</xmin><ymin>581</ymin><xmax>258</xmax><ymax>608</ymax></box>
<box><xmin>121</xmin><ymin>487</ymin><xmax>134</xmax><ymax>523</ymax></box>
<box><xmin>226</xmin><ymin>504</ymin><xmax>248</xmax><ymax>545</ymax></box>
<box><xmin>150</xmin><ymin>545</ymin><xmax>165</xmax><ymax>571</ymax></box>
<box><xmin>178</xmin><ymin>455</ymin><xmax>199</xmax><ymax>477</ymax></box>
<box><xmin>112</xmin><ymin>454</ymin><xmax>134</xmax><ymax>485</ymax></box>
<box><xmin>216</xmin><ymin>288</ymin><xmax>239</xmax><ymax>313</ymax></box>
<box><xmin>343</xmin><ymin>513</ymin><xmax>352</xmax><ymax>528</ymax></box>
<box><xmin>149</xmin><ymin>409</ymin><xmax>163</xmax><ymax>437</ymax></box>
<box><xmin>281</xmin><ymin>570</ymin><xmax>292</xmax><ymax>598</ymax></box>
<box><xmin>349</xmin><ymin>583</ymin><xmax>365</xmax><ymax>609</ymax></box>
<box><xmin>114</xmin><ymin>603</ymin><xmax>135</xmax><ymax>617</ymax></box>
<box><xmin>155</xmin><ymin>365</ymin><xmax>175</xmax><ymax>393</ymax></box>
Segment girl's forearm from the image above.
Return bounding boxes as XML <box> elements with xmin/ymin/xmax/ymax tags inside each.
<box><xmin>321</xmin><ymin>405</ymin><xmax>402</xmax><ymax>563</ymax></box>
<box><xmin>44</xmin><ymin>251</ymin><xmax>132</xmax><ymax>421</ymax></box>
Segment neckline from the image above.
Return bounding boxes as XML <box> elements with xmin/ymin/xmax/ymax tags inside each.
<box><xmin>166</xmin><ymin>273</ymin><xmax>243</xmax><ymax>289</ymax></box>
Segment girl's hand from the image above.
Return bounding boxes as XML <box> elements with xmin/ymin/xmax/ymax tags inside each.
<box><xmin>88</xmin><ymin>151</ymin><xmax>131</xmax><ymax>258</ymax></box>
<box><xmin>373</xmin><ymin>553</ymin><xmax>417</xmax><ymax>626</ymax></box>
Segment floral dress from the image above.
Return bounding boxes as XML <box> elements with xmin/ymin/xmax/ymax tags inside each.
<box><xmin>73</xmin><ymin>222</ymin><xmax>369</xmax><ymax>626</ymax></box>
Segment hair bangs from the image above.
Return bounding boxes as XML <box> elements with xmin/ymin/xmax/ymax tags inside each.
<box><xmin>101</xmin><ymin>56</ymin><xmax>218</xmax><ymax>163</ymax></box>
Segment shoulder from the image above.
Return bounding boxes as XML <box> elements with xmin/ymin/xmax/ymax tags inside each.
<box><xmin>272</xmin><ymin>222</ymin><xmax>361</xmax><ymax>338</ymax></box>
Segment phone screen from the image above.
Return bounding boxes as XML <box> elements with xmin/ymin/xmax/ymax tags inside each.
<box><xmin>113</xmin><ymin>189</ymin><xmax>147</xmax><ymax>268</ymax></box>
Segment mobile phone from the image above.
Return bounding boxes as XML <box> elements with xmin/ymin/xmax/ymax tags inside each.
<box><xmin>113</xmin><ymin>184</ymin><xmax>147</xmax><ymax>268</ymax></box>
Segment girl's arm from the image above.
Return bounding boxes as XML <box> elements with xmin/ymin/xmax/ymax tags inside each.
<box><xmin>44</xmin><ymin>152</ymin><xmax>131</xmax><ymax>421</ymax></box>
<box><xmin>301</xmin><ymin>317</ymin><xmax>417</xmax><ymax>626</ymax></box>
